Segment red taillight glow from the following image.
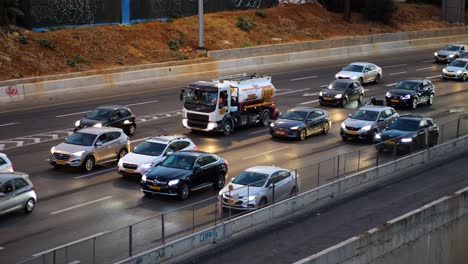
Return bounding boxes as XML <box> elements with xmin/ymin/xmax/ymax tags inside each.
<box><xmin>9</xmin><ymin>164</ymin><xmax>13</xmax><ymax>172</ymax></box>
<box><xmin>31</xmin><ymin>184</ymin><xmax>35</xmax><ymax>190</ymax></box>
<box><xmin>225</xmin><ymin>160</ymin><xmax>229</xmax><ymax>166</ymax></box>
<box><xmin>193</xmin><ymin>145</ymin><xmax>198</xmax><ymax>150</ymax></box>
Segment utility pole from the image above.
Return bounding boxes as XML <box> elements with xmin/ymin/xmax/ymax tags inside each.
<box><xmin>198</xmin><ymin>0</ymin><xmax>205</xmax><ymax>50</ymax></box>
<box><xmin>344</xmin><ymin>0</ymin><xmax>351</xmax><ymax>22</ymax></box>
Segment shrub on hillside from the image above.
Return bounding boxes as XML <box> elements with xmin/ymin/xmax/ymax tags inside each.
<box><xmin>363</xmin><ymin>0</ymin><xmax>398</xmax><ymax>24</ymax></box>
<box><xmin>237</xmin><ymin>16</ymin><xmax>256</xmax><ymax>32</ymax></box>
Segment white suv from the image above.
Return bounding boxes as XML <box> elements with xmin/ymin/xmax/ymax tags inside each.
<box><xmin>0</xmin><ymin>153</ymin><xmax>13</xmax><ymax>173</ymax></box>
<box><xmin>117</xmin><ymin>135</ymin><xmax>197</xmax><ymax>178</ymax></box>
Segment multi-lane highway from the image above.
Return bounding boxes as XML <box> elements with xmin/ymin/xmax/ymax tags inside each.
<box><xmin>1</xmin><ymin>46</ymin><xmax>467</xmax><ymax>263</ymax></box>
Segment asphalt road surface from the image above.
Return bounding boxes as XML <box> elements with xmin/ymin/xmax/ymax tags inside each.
<box><xmin>0</xmin><ymin>47</ymin><xmax>467</xmax><ymax>263</ymax></box>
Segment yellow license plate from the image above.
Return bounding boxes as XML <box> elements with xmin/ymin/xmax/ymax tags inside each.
<box><xmin>347</xmin><ymin>131</ymin><xmax>358</xmax><ymax>135</ymax></box>
<box><xmin>386</xmin><ymin>140</ymin><xmax>395</xmax><ymax>145</ymax></box>
<box><xmin>324</xmin><ymin>98</ymin><xmax>332</xmax><ymax>101</ymax></box>
<box><xmin>56</xmin><ymin>161</ymin><xmax>66</xmax><ymax>165</ymax></box>
<box><xmin>276</xmin><ymin>130</ymin><xmax>287</xmax><ymax>135</ymax></box>
<box><xmin>446</xmin><ymin>74</ymin><xmax>454</xmax><ymax>77</ymax></box>
<box><xmin>228</xmin><ymin>199</ymin><xmax>235</xmax><ymax>205</ymax></box>
<box><xmin>391</xmin><ymin>99</ymin><xmax>399</xmax><ymax>103</ymax></box>
<box><xmin>192</xmin><ymin>128</ymin><xmax>201</xmax><ymax>131</ymax></box>
<box><xmin>149</xmin><ymin>186</ymin><xmax>160</xmax><ymax>191</ymax></box>
<box><xmin>440</xmin><ymin>57</ymin><xmax>446</xmax><ymax>61</ymax></box>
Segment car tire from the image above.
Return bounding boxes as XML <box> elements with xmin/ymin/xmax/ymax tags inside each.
<box><xmin>222</xmin><ymin>119</ymin><xmax>234</xmax><ymax>136</ymax></box>
<box><xmin>427</xmin><ymin>94</ymin><xmax>434</xmax><ymax>105</ymax></box>
<box><xmin>51</xmin><ymin>164</ymin><xmax>60</xmax><ymax>169</ymax></box>
<box><xmin>341</xmin><ymin>135</ymin><xmax>348</xmax><ymax>141</ymax></box>
<box><xmin>462</xmin><ymin>74</ymin><xmax>467</xmax><ymax>82</ymax></box>
<box><xmin>319</xmin><ymin>101</ymin><xmax>324</xmax><ymax>106</ymax></box>
<box><xmin>143</xmin><ymin>190</ymin><xmax>152</xmax><ymax>196</ymax></box>
<box><xmin>359</xmin><ymin>77</ymin><xmax>364</xmax><ymax>85</ymax></box>
<box><xmin>370</xmin><ymin>130</ymin><xmax>378</xmax><ymax>142</ymax></box>
<box><xmin>411</xmin><ymin>98</ymin><xmax>418</xmax><ymax>110</ymax></box>
<box><xmin>358</xmin><ymin>94</ymin><xmax>363</xmax><ymax>104</ymax></box>
<box><xmin>341</xmin><ymin>98</ymin><xmax>348</xmax><ymax>108</ymax></box>
<box><xmin>259</xmin><ymin>110</ymin><xmax>270</xmax><ymax>127</ymax></box>
<box><xmin>374</xmin><ymin>74</ymin><xmax>380</xmax><ymax>83</ymax></box>
<box><xmin>24</xmin><ymin>198</ymin><xmax>35</xmax><ymax>214</ymax></box>
<box><xmin>213</xmin><ymin>173</ymin><xmax>225</xmax><ymax>190</ymax></box>
<box><xmin>322</xmin><ymin>122</ymin><xmax>330</xmax><ymax>135</ymax></box>
<box><xmin>127</xmin><ymin>124</ymin><xmax>136</xmax><ymax>136</ymax></box>
<box><xmin>298</xmin><ymin>129</ymin><xmax>307</xmax><ymax>141</ymax></box>
<box><xmin>118</xmin><ymin>148</ymin><xmax>128</xmax><ymax>161</ymax></box>
<box><xmin>81</xmin><ymin>156</ymin><xmax>95</xmax><ymax>172</ymax></box>
<box><xmin>429</xmin><ymin>135</ymin><xmax>438</xmax><ymax>147</ymax></box>
<box><xmin>178</xmin><ymin>183</ymin><xmax>190</xmax><ymax>200</ymax></box>
<box><xmin>258</xmin><ymin>197</ymin><xmax>268</xmax><ymax>208</ymax></box>
<box><xmin>290</xmin><ymin>186</ymin><xmax>298</xmax><ymax>197</ymax></box>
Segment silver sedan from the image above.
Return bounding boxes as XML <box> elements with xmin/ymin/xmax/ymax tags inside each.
<box><xmin>219</xmin><ymin>166</ymin><xmax>301</xmax><ymax>211</ymax></box>
<box><xmin>335</xmin><ymin>62</ymin><xmax>383</xmax><ymax>84</ymax></box>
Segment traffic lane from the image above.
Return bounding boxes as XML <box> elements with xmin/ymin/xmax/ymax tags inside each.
<box><xmin>0</xmin><ymin>47</ymin><xmax>442</xmax><ymax>140</ymax></box>
<box><xmin>190</xmin><ymin>152</ymin><xmax>468</xmax><ymax>264</ymax></box>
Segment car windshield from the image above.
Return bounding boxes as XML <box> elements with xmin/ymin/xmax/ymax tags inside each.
<box><xmin>280</xmin><ymin>111</ymin><xmax>308</xmax><ymax>121</ymax></box>
<box><xmin>133</xmin><ymin>141</ymin><xmax>166</xmax><ymax>156</ymax></box>
<box><xmin>232</xmin><ymin>171</ymin><xmax>270</xmax><ymax>187</ymax></box>
<box><xmin>65</xmin><ymin>132</ymin><xmax>97</xmax><ymax>146</ymax></box>
<box><xmin>351</xmin><ymin>109</ymin><xmax>379</xmax><ymax>121</ymax></box>
<box><xmin>395</xmin><ymin>81</ymin><xmax>418</xmax><ymax>90</ymax></box>
<box><xmin>184</xmin><ymin>88</ymin><xmax>218</xmax><ymax>107</ymax></box>
<box><xmin>85</xmin><ymin>109</ymin><xmax>112</xmax><ymax>121</ymax></box>
<box><xmin>448</xmin><ymin>60</ymin><xmax>467</xmax><ymax>67</ymax></box>
<box><xmin>160</xmin><ymin>155</ymin><xmax>195</xmax><ymax>170</ymax></box>
<box><xmin>328</xmin><ymin>81</ymin><xmax>349</xmax><ymax>90</ymax></box>
<box><xmin>443</xmin><ymin>45</ymin><xmax>460</xmax><ymax>51</ymax></box>
<box><xmin>387</xmin><ymin>119</ymin><xmax>420</xmax><ymax>131</ymax></box>
<box><xmin>343</xmin><ymin>64</ymin><xmax>364</xmax><ymax>72</ymax></box>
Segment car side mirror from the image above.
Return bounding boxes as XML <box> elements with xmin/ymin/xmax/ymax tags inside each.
<box><xmin>95</xmin><ymin>141</ymin><xmax>103</xmax><ymax>147</ymax></box>
<box><xmin>193</xmin><ymin>167</ymin><xmax>201</xmax><ymax>173</ymax></box>
<box><xmin>378</xmin><ymin>118</ymin><xmax>385</xmax><ymax>122</ymax></box>
<box><xmin>179</xmin><ymin>88</ymin><xmax>185</xmax><ymax>101</ymax></box>
<box><xmin>0</xmin><ymin>192</ymin><xmax>5</xmax><ymax>197</ymax></box>
<box><xmin>165</xmin><ymin>151</ymin><xmax>173</xmax><ymax>156</ymax></box>
<box><xmin>348</xmin><ymin>114</ymin><xmax>352</xmax><ymax>118</ymax></box>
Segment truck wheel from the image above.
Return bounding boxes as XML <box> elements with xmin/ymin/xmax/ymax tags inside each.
<box><xmin>222</xmin><ymin>119</ymin><xmax>234</xmax><ymax>136</ymax></box>
<box><xmin>259</xmin><ymin>110</ymin><xmax>270</xmax><ymax>127</ymax></box>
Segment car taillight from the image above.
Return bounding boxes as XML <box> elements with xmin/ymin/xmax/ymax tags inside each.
<box><xmin>224</xmin><ymin>160</ymin><xmax>229</xmax><ymax>166</ymax></box>
<box><xmin>193</xmin><ymin>145</ymin><xmax>198</xmax><ymax>150</ymax></box>
<box><xmin>31</xmin><ymin>184</ymin><xmax>35</xmax><ymax>190</ymax></box>
<box><xmin>8</xmin><ymin>165</ymin><xmax>13</xmax><ymax>172</ymax></box>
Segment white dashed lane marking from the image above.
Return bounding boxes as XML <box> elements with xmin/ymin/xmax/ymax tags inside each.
<box><xmin>389</xmin><ymin>71</ymin><xmax>407</xmax><ymax>76</ymax></box>
<box><xmin>382</xmin><ymin>64</ymin><xmax>407</xmax><ymax>68</ymax></box>
<box><xmin>416</xmin><ymin>66</ymin><xmax>433</xmax><ymax>71</ymax></box>
<box><xmin>50</xmin><ymin>196</ymin><xmax>112</xmax><ymax>215</ymax></box>
<box><xmin>300</xmin><ymin>100</ymin><xmax>319</xmax><ymax>105</ymax></box>
<box><xmin>290</xmin><ymin>76</ymin><xmax>318</xmax><ymax>82</ymax></box>
<box><xmin>0</xmin><ymin>122</ymin><xmax>18</xmax><ymax>127</ymax></box>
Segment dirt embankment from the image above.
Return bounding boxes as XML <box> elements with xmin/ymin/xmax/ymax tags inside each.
<box><xmin>0</xmin><ymin>3</ymin><xmax>462</xmax><ymax>82</ymax></box>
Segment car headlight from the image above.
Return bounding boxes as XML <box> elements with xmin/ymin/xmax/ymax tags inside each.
<box><xmin>248</xmin><ymin>195</ymin><xmax>257</xmax><ymax>201</ymax></box>
<box><xmin>335</xmin><ymin>94</ymin><xmax>343</xmax><ymax>99</ymax></box>
<box><xmin>457</xmin><ymin>70</ymin><xmax>463</xmax><ymax>75</ymax></box>
<box><xmin>141</xmin><ymin>162</ymin><xmax>154</xmax><ymax>169</ymax></box>
<box><xmin>401</xmin><ymin>94</ymin><xmax>411</xmax><ymax>100</ymax></box>
<box><xmin>319</xmin><ymin>91</ymin><xmax>323</xmax><ymax>97</ymax></box>
<box><xmin>375</xmin><ymin>133</ymin><xmax>381</xmax><ymax>140</ymax></box>
<box><xmin>93</xmin><ymin>123</ymin><xmax>103</xmax><ymax>128</ymax></box>
<box><xmin>385</xmin><ymin>92</ymin><xmax>391</xmax><ymax>97</ymax></box>
<box><xmin>361</xmin><ymin>125</ymin><xmax>371</xmax><ymax>131</ymax></box>
<box><xmin>290</xmin><ymin>126</ymin><xmax>299</xmax><ymax>130</ymax></box>
<box><xmin>207</xmin><ymin>122</ymin><xmax>217</xmax><ymax>130</ymax></box>
<box><xmin>50</xmin><ymin>146</ymin><xmax>55</xmax><ymax>154</ymax></box>
<box><xmin>341</xmin><ymin>123</ymin><xmax>346</xmax><ymax>129</ymax></box>
<box><xmin>168</xmin><ymin>179</ymin><xmax>179</xmax><ymax>186</ymax></box>
<box><xmin>442</xmin><ymin>68</ymin><xmax>448</xmax><ymax>73</ymax></box>
<box><xmin>72</xmin><ymin>150</ymin><xmax>85</xmax><ymax>158</ymax></box>
<box><xmin>75</xmin><ymin>120</ymin><xmax>80</xmax><ymax>127</ymax></box>
<box><xmin>351</xmin><ymin>76</ymin><xmax>358</xmax><ymax>80</ymax></box>
<box><xmin>434</xmin><ymin>52</ymin><xmax>438</xmax><ymax>56</ymax></box>
<box><xmin>449</xmin><ymin>54</ymin><xmax>455</xmax><ymax>58</ymax></box>
<box><xmin>270</xmin><ymin>122</ymin><xmax>275</xmax><ymax>128</ymax></box>
<box><xmin>335</xmin><ymin>74</ymin><xmax>339</xmax><ymax>79</ymax></box>
<box><xmin>401</xmin><ymin>138</ymin><xmax>413</xmax><ymax>143</ymax></box>
<box><xmin>141</xmin><ymin>174</ymin><xmax>147</xmax><ymax>182</ymax></box>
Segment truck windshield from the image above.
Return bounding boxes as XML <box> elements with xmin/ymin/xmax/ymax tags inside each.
<box><xmin>184</xmin><ymin>88</ymin><xmax>218</xmax><ymax>112</ymax></box>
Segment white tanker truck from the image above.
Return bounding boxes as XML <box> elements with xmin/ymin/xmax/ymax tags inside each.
<box><xmin>180</xmin><ymin>73</ymin><xmax>279</xmax><ymax>135</ymax></box>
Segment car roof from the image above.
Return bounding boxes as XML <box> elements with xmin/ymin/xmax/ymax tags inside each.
<box><xmin>96</xmin><ymin>105</ymin><xmax>129</xmax><ymax>111</ymax></box>
<box><xmin>397</xmin><ymin>115</ymin><xmax>425</xmax><ymax>121</ymax></box>
<box><xmin>0</xmin><ymin>172</ymin><xmax>29</xmax><ymax>184</ymax></box>
<box><xmin>244</xmin><ymin>166</ymin><xmax>287</xmax><ymax>175</ymax></box>
<box><xmin>288</xmin><ymin>107</ymin><xmax>323</xmax><ymax>113</ymax></box>
<box><xmin>349</xmin><ymin>62</ymin><xmax>373</xmax><ymax>66</ymax></box>
<box><xmin>172</xmin><ymin>150</ymin><xmax>213</xmax><ymax>158</ymax></box>
<box><xmin>454</xmin><ymin>58</ymin><xmax>468</xmax><ymax>62</ymax></box>
<box><xmin>148</xmin><ymin>135</ymin><xmax>190</xmax><ymax>144</ymax></box>
<box><xmin>76</xmin><ymin>127</ymin><xmax>124</xmax><ymax>134</ymax></box>
<box><xmin>444</xmin><ymin>44</ymin><xmax>464</xmax><ymax>47</ymax></box>
<box><xmin>332</xmin><ymin>79</ymin><xmax>355</xmax><ymax>84</ymax></box>
<box><xmin>359</xmin><ymin>105</ymin><xmax>393</xmax><ymax>111</ymax></box>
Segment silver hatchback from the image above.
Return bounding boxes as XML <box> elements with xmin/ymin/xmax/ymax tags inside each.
<box><xmin>0</xmin><ymin>172</ymin><xmax>37</xmax><ymax>215</ymax></box>
<box><xmin>50</xmin><ymin>127</ymin><xmax>130</xmax><ymax>172</ymax></box>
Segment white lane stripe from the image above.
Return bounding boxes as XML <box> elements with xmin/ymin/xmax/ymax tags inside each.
<box><xmin>386</xmin><ymin>82</ymin><xmax>398</xmax><ymax>87</ymax></box>
<box><xmin>32</xmin><ymin>232</ymin><xmax>104</xmax><ymax>257</ymax></box>
<box><xmin>50</xmin><ymin>196</ymin><xmax>112</xmax><ymax>215</ymax></box>
<box><xmin>290</xmin><ymin>76</ymin><xmax>318</xmax><ymax>82</ymax></box>
<box><xmin>56</xmin><ymin>111</ymin><xmax>89</xmax><ymax>118</ymax></box>
<box><xmin>423</xmin><ymin>59</ymin><xmax>435</xmax><ymax>63</ymax></box>
<box><xmin>74</xmin><ymin>168</ymin><xmax>115</xmax><ymax>179</ymax></box>
<box><xmin>389</xmin><ymin>71</ymin><xmax>407</xmax><ymax>76</ymax></box>
<box><xmin>300</xmin><ymin>100</ymin><xmax>319</xmax><ymax>105</ymax></box>
<box><xmin>426</xmin><ymin>75</ymin><xmax>441</xmax><ymax>79</ymax></box>
<box><xmin>320</xmin><ymin>85</ymin><xmax>328</xmax><ymax>88</ymax></box>
<box><xmin>249</xmin><ymin>129</ymin><xmax>268</xmax><ymax>135</ymax></box>
<box><xmin>126</xmin><ymin>100</ymin><xmax>159</xmax><ymax>107</ymax></box>
<box><xmin>416</xmin><ymin>66</ymin><xmax>433</xmax><ymax>71</ymax></box>
<box><xmin>383</xmin><ymin>64</ymin><xmax>407</xmax><ymax>68</ymax></box>
<box><xmin>0</xmin><ymin>247</ymin><xmax>4</xmax><ymax>250</ymax></box>
<box><xmin>242</xmin><ymin>146</ymin><xmax>289</xmax><ymax>160</ymax></box>
<box><xmin>0</xmin><ymin>122</ymin><xmax>18</xmax><ymax>127</ymax></box>
<box><xmin>277</xmin><ymin>88</ymin><xmax>311</xmax><ymax>96</ymax></box>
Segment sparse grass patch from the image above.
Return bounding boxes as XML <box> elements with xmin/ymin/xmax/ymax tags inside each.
<box><xmin>39</xmin><ymin>39</ymin><xmax>56</xmax><ymax>50</ymax></box>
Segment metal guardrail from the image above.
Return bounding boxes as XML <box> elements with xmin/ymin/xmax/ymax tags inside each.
<box><xmin>17</xmin><ymin>114</ymin><xmax>468</xmax><ymax>264</ymax></box>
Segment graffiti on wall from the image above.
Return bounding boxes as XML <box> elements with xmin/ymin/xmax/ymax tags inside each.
<box><xmin>279</xmin><ymin>0</ymin><xmax>318</xmax><ymax>4</ymax></box>
<box><xmin>232</xmin><ymin>0</ymin><xmax>263</xmax><ymax>8</ymax></box>
<box><xmin>148</xmin><ymin>0</ymin><xmax>182</xmax><ymax>13</ymax></box>
<box><xmin>30</xmin><ymin>0</ymin><xmax>101</xmax><ymax>24</ymax></box>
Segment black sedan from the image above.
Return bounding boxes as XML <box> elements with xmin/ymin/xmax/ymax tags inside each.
<box><xmin>385</xmin><ymin>80</ymin><xmax>435</xmax><ymax>109</ymax></box>
<box><xmin>375</xmin><ymin>116</ymin><xmax>439</xmax><ymax>154</ymax></box>
<box><xmin>270</xmin><ymin>107</ymin><xmax>331</xmax><ymax>140</ymax></box>
<box><xmin>74</xmin><ymin>105</ymin><xmax>137</xmax><ymax>136</ymax></box>
<box><xmin>319</xmin><ymin>79</ymin><xmax>364</xmax><ymax>107</ymax></box>
<box><xmin>140</xmin><ymin>151</ymin><xmax>228</xmax><ymax>200</ymax></box>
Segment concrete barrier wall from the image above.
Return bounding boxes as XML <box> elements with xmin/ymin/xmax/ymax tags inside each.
<box><xmin>116</xmin><ymin>135</ymin><xmax>468</xmax><ymax>264</ymax></box>
<box><xmin>294</xmin><ymin>188</ymin><xmax>468</xmax><ymax>264</ymax></box>
<box><xmin>2</xmin><ymin>27</ymin><xmax>468</xmax><ymax>104</ymax></box>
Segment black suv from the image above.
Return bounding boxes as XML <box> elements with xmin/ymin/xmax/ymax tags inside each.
<box><xmin>385</xmin><ymin>80</ymin><xmax>435</xmax><ymax>109</ymax></box>
<box><xmin>319</xmin><ymin>79</ymin><xmax>364</xmax><ymax>107</ymax></box>
<box><xmin>74</xmin><ymin>106</ymin><xmax>137</xmax><ymax>136</ymax></box>
<box><xmin>140</xmin><ymin>151</ymin><xmax>228</xmax><ymax>200</ymax></box>
<box><xmin>376</xmin><ymin>116</ymin><xmax>439</xmax><ymax>154</ymax></box>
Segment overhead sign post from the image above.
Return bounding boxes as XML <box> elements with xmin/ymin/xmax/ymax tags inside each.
<box><xmin>442</xmin><ymin>0</ymin><xmax>465</xmax><ymax>24</ymax></box>
<box><xmin>198</xmin><ymin>0</ymin><xmax>205</xmax><ymax>51</ymax></box>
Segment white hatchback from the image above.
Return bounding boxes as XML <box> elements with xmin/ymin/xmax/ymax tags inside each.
<box><xmin>0</xmin><ymin>153</ymin><xmax>13</xmax><ymax>173</ymax></box>
<box><xmin>117</xmin><ymin>135</ymin><xmax>197</xmax><ymax>178</ymax></box>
